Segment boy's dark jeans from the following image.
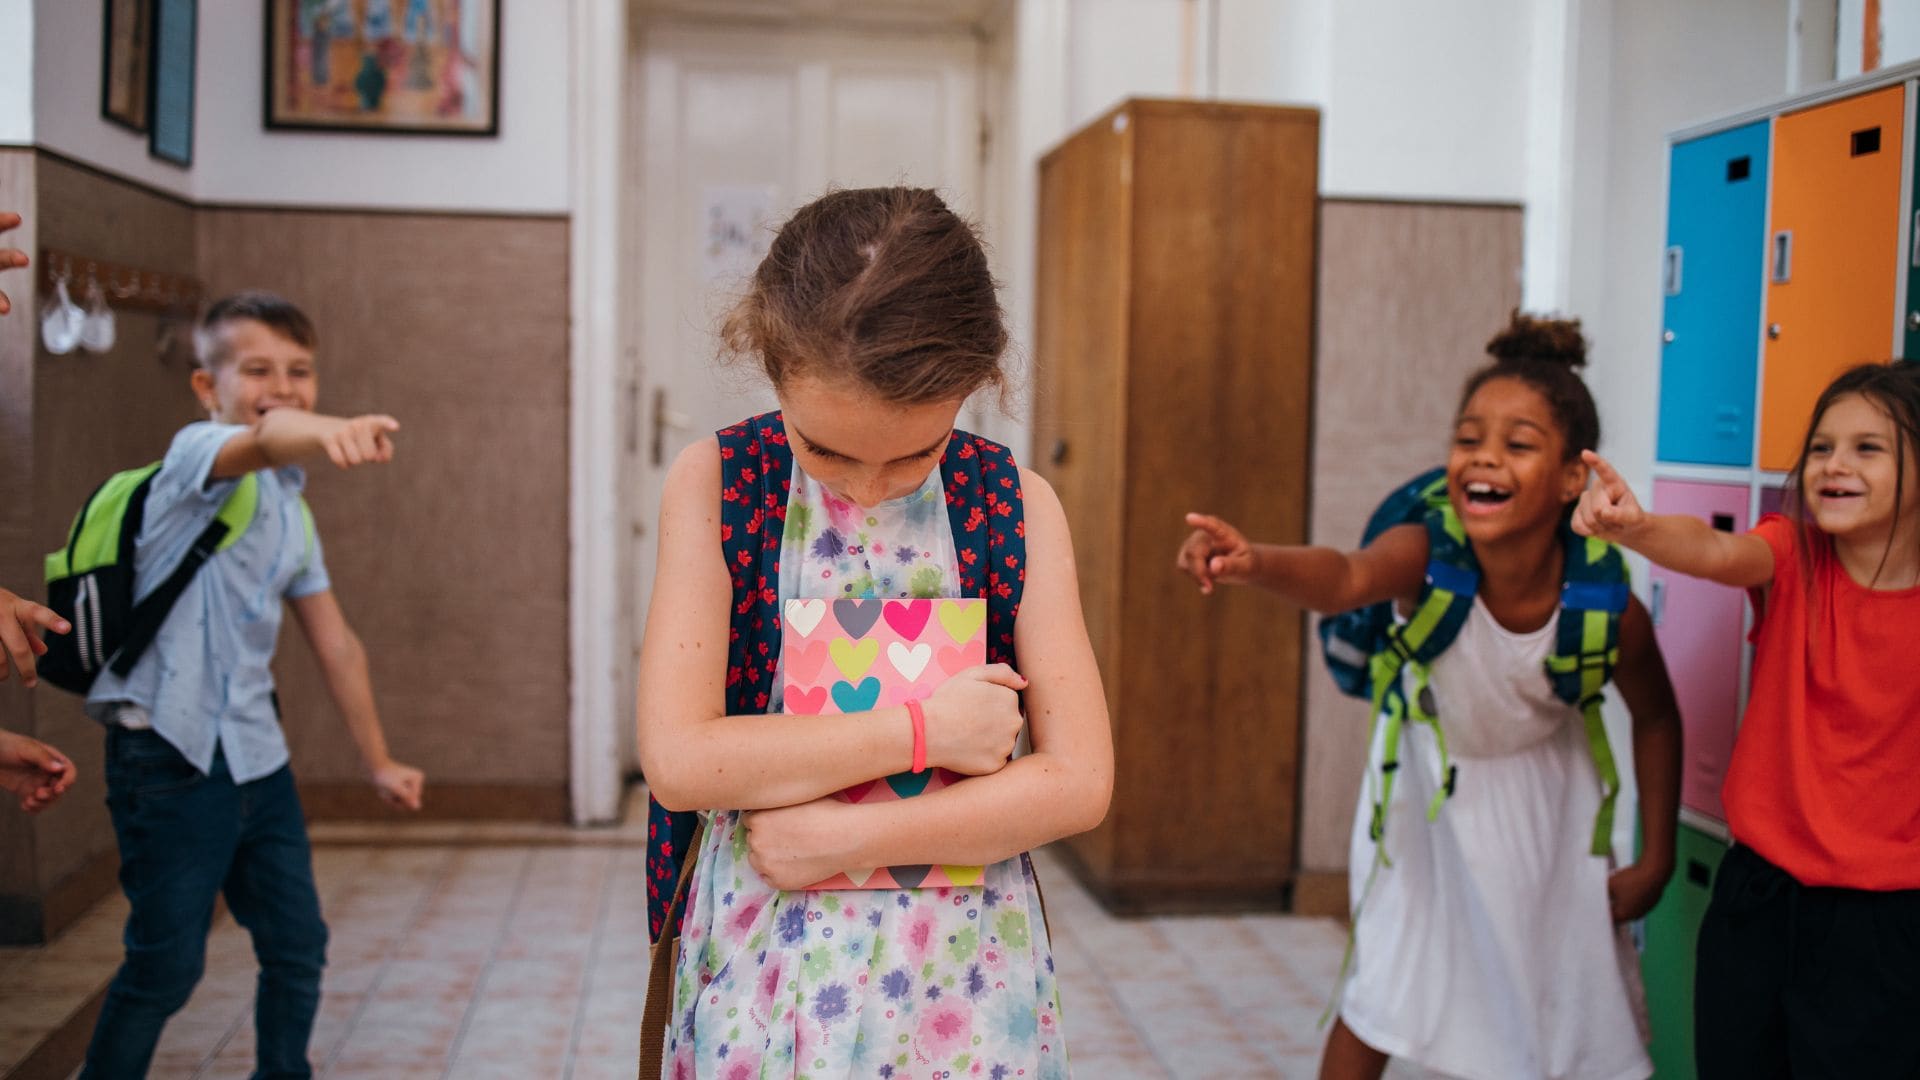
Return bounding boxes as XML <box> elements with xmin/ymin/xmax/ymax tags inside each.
<box><xmin>82</xmin><ymin>729</ymin><xmax>328</xmax><ymax>1080</ymax></box>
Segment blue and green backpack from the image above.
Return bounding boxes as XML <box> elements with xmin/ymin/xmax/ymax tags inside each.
<box><xmin>39</xmin><ymin>464</ymin><xmax>312</xmax><ymax>695</ymax></box>
<box><xmin>1317</xmin><ymin>466</ymin><xmax>1630</xmax><ymax>858</ymax></box>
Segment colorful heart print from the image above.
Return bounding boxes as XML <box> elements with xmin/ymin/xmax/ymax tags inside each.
<box><xmin>887</xmin><ymin>642</ymin><xmax>932</xmax><ymax>681</ymax></box>
<box><xmin>831</xmin><ymin>677</ymin><xmax>882</xmax><ymax>713</ymax></box>
<box><xmin>937</xmin><ymin>599</ymin><xmax>986</xmax><ymax>644</ymax></box>
<box><xmin>835</xmin><ymin>599</ymin><xmax>885</xmax><ymax>639</ymax></box>
<box><xmin>830</xmin><ymin>638</ymin><xmax>880</xmax><ymax>681</ymax></box>
<box><xmin>882</xmin><ymin>599</ymin><xmax>932</xmax><ymax>639</ymax></box>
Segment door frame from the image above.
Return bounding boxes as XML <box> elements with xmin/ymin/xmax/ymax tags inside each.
<box><xmin>569</xmin><ymin>0</ymin><xmax>629</xmax><ymax>825</ymax></box>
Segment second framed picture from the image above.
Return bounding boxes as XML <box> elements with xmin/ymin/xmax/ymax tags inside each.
<box><xmin>264</xmin><ymin>0</ymin><xmax>502</xmax><ymax>136</ymax></box>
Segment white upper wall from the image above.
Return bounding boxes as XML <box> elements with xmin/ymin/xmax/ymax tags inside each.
<box><xmin>30</xmin><ymin>0</ymin><xmax>569</xmax><ymax>212</ymax></box>
<box><xmin>1839</xmin><ymin>0</ymin><xmax>1920</xmax><ymax>78</ymax></box>
<box><xmin>1056</xmin><ymin>0</ymin><xmax>1531</xmax><ymax>203</ymax></box>
<box><xmin>0</xmin><ymin>0</ymin><xmax>30</xmax><ymax>145</ymax></box>
<box><xmin>1322</xmin><ymin>0</ymin><xmax>1531</xmax><ymax>202</ymax></box>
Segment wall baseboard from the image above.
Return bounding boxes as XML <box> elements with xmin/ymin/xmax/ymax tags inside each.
<box><xmin>297</xmin><ymin>782</ymin><xmax>570</xmax><ymax>823</ymax></box>
<box><xmin>1289</xmin><ymin>869</ymin><xmax>1351</xmax><ymax>920</ymax></box>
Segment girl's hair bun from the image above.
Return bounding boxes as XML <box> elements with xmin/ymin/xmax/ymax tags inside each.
<box><xmin>1486</xmin><ymin>309</ymin><xmax>1588</xmax><ymax>369</ymax></box>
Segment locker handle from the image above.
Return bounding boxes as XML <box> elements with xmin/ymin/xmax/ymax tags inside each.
<box><xmin>1771</xmin><ymin>231</ymin><xmax>1792</xmax><ymax>284</ymax></box>
<box><xmin>1650</xmin><ymin>579</ymin><xmax>1666</xmax><ymax>627</ymax></box>
<box><xmin>1663</xmin><ymin>246</ymin><xmax>1683</xmax><ymax>296</ymax></box>
<box><xmin>1911</xmin><ymin>211</ymin><xmax>1920</xmax><ymax>268</ymax></box>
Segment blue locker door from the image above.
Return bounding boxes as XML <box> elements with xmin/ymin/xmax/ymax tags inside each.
<box><xmin>1659</xmin><ymin>122</ymin><xmax>1770</xmax><ymax>466</ymax></box>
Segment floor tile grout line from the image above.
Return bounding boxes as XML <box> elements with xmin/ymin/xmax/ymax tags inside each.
<box><xmin>561</xmin><ymin>847</ymin><xmax>620</xmax><ymax>1080</ymax></box>
<box><xmin>185</xmin><ymin>988</ymin><xmax>255</xmax><ymax>1080</ymax></box>
<box><xmin>438</xmin><ymin>847</ymin><xmax>537</xmax><ymax>1079</ymax></box>
<box><xmin>1045</xmin><ymin>916</ymin><xmax>1176</xmax><ymax>1079</ymax></box>
<box><xmin>318</xmin><ymin>848</ymin><xmax>458</xmax><ymax>1079</ymax></box>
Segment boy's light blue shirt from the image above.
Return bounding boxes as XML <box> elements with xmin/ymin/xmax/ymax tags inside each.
<box><xmin>86</xmin><ymin>422</ymin><xmax>331</xmax><ymax>783</ymax></box>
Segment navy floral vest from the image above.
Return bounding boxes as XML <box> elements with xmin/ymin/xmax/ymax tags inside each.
<box><xmin>645</xmin><ymin>411</ymin><xmax>1029</xmax><ymax>940</ymax></box>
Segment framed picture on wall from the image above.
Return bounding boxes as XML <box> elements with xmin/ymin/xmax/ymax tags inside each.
<box><xmin>264</xmin><ymin>0</ymin><xmax>502</xmax><ymax>136</ymax></box>
<box><xmin>149</xmin><ymin>0</ymin><xmax>197</xmax><ymax>166</ymax></box>
<box><xmin>101</xmin><ymin>0</ymin><xmax>153</xmax><ymax>132</ymax></box>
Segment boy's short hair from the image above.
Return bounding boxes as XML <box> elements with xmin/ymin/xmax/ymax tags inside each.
<box><xmin>194</xmin><ymin>291</ymin><xmax>317</xmax><ymax>370</ymax></box>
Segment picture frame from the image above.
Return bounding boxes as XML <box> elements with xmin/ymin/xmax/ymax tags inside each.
<box><xmin>101</xmin><ymin>0</ymin><xmax>153</xmax><ymax>133</ymax></box>
<box><xmin>263</xmin><ymin>0</ymin><xmax>502</xmax><ymax>137</ymax></box>
<box><xmin>149</xmin><ymin>0</ymin><xmax>197</xmax><ymax>167</ymax></box>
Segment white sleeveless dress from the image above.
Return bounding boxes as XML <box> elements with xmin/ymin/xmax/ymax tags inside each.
<box><xmin>1340</xmin><ymin>599</ymin><xmax>1651</xmax><ymax>1080</ymax></box>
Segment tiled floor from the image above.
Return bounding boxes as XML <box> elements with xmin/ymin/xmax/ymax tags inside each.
<box><xmin>1</xmin><ymin>812</ymin><xmax>1437</xmax><ymax>1079</ymax></box>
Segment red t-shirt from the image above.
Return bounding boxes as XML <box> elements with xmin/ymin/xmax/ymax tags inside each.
<box><xmin>1722</xmin><ymin>514</ymin><xmax>1920</xmax><ymax>890</ymax></box>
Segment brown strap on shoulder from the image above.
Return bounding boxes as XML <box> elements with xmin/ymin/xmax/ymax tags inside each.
<box><xmin>638</xmin><ymin>818</ymin><xmax>706</xmax><ymax>1078</ymax></box>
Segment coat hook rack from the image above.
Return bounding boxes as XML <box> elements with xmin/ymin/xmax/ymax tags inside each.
<box><xmin>37</xmin><ymin>248</ymin><xmax>202</xmax><ymax>317</ymax></box>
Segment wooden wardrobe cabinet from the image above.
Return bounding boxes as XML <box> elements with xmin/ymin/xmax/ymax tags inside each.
<box><xmin>1033</xmin><ymin>100</ymin><xmax>1319</xmax><ymax>913</ymax></box>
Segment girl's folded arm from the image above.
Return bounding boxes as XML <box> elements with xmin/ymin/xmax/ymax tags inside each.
<box><xmin>827</xmin><ymin>469</ymin><xmax>1114</xmax><ymax>868</ymax></box>
<box><xmin>637</xmin><ymin>439</ymin><xmax>922</xmax><ymax>811</ymax></box>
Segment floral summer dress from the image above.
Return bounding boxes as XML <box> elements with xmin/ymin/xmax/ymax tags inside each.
<box><xmin>665</xmin><ymin>463</ymin><xmax>1069</xmax><ymax>1080</ymax></box>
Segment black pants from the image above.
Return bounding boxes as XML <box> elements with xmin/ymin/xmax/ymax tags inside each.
<box><xmin>1696</xmin><ymin>843</ymin><xmax>1920</xmax><ymax>1079</ymax></box>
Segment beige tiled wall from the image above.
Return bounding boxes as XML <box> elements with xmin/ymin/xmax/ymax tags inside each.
<box><xmin>1296</xmin><ymin>199</ymin><xmax>1526</xmax><ymax>896</ymax></box>
<box><xmin>0</xmin><ymin>154</ymin><xmax>574</xmax><ymax>941</ymax></box>
<box><xmin>196</xmin><ymin>207</ymin><xmax>572</xmax><ymax>815</ymax></box>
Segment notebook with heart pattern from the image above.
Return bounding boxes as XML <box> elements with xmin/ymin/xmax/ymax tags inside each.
<box><xmin>781</xmin><ymin>597</ymin><xmax>988</xmax><ymax>889</ymax></box>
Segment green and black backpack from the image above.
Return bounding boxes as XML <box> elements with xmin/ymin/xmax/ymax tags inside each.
<box><xmin>39</xmin><ymin>464</ymin><xmax>312</xmax><ymax>695</ymax></box>
<box><xmin>1317</xmin><ymin>466</ymin><xmax>1631</xmax><ymax>859</ymax></box>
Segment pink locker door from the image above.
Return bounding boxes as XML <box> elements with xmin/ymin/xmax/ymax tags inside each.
<box><xmin>1650</xmin><ymin>480</ymin><xmax>1750</xmax><ymax>824</ymax></box>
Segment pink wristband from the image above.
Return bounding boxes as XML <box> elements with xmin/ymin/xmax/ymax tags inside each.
<box><xmin>906</xmin><ymin>699</ymin><xmax>928</xmax><ymax>774</ymax></box>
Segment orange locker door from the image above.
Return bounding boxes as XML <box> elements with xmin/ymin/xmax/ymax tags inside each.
<box><xmin>1761</xmin><ymin>85</ymin><xmax>1906</xmax><ymax>470</ymax></box>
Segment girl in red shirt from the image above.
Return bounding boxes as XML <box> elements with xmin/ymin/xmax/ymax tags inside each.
<box><xmin>1576</xmin><ymin>362</ymin><xmax>1920</xmax><ymax>1078</ymax></box>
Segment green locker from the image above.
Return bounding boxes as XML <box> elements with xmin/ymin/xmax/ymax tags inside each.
<box><xmin>1644</xmin><ymin>824</ymin><xmax>1730</xmax><ymax>1079</ymax></box>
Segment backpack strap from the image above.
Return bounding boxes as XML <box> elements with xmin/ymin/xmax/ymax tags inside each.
<box><xmin>1364</xmin><ymin>479</ymin><xmax>1476</xmax><ymax>854</ymax></box>
<box><xmin>1545</xmin><ymin>530</ymin><xmax>1630</xmax><ymax>856</ymax></box>
<box><xmin>939</xmin><ymin>431</ymin><xmax>1026</xmax><ymax>665</ymax></box>
<box><xmin>646</xmin><ymin>413</ymin><xmax>792</xmax><ymax>941</ymax></box>
<box><xmin>106</xmin><ymin>470</ymin><xmax>269</xmax><ymax>679</ymax></box>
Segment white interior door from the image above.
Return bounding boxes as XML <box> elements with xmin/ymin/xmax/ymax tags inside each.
<box><xmin>621</xmin><ymin>18</ymin><xmax>983</xmax><ymax>771</ymax></box>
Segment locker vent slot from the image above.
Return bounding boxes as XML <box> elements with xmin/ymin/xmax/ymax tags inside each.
<box><xmin>1711</xmin><ymin>513</ymin><xmax>1735</xmax><ymax>532</ymax></box>
<box><xmin>1852</xmin><ymin>127</ymin><xmax>1882</xmax><ymax>156</ymax></box>
<box><xmin>1726</xmin><ymin>156</ymin><xmax>1751</xmax><ymax>181</ymax></box>
<box><xmin>1687</xmin><ymin>859</ymin><xmax>1713</xmax><ymax>888</ymax></box>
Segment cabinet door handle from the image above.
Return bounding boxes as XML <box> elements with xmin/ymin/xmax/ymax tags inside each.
<box><xmin>1772</xmin><ymin>230</ymin><xmax>1792</xmax><ymax>283</ymax></box>
<box><xmin>1650</xmin><ymin>579</ymin><xmax>1666</xmax><ymax>627</ymax></box>
<box><xmin>1663</xmin><ymin>246</ymin><xmax>1683</xmax><ymax>296</ymax></box>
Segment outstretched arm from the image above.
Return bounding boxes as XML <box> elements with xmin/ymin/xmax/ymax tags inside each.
<box><xmin>211</xmin><ymin>409</ymin><xmax>401</xmax><ymax>480</ymax></box>
<box><xmin>290</xmin><ymin>590</ymin><xmax>425</xmax><ymax>810</ymax></box>
<box><xmin>1573</xmin><ymin>451</ymin><xmax>1774</xmax><ymax>588</ymax></box>
<box><xmin>637</xmin><ymin>440</ymin><xmax>1029</xmax><ymax>813</ymax></box>
<box><xmin>741</xmin><ymin>469</ymin><xmax>1114</xmax><ymax>887</ymax></box>
<box><xmin>1175</xmin><ymin>514</ymin><xmax>1430</xmax><ymax>613</ymax></box>
<box><xmin>0</xmin><ymin>587</ymin><xmax>70</xmax><ymax>689</ymax></box>
<box><xmin>1604</xmin><ymin>595</ymin><xmax>1683</xmax><ymax>923</ymax></box>
<box><xmin>0</xmin><ymin>729</ymin><xmax>76</xmax><ymax>813</ymax></box>
<box><xmin>0</xmin><ymin>211</ymin><xmax>26</xmax><ymax>316</ymax></box>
